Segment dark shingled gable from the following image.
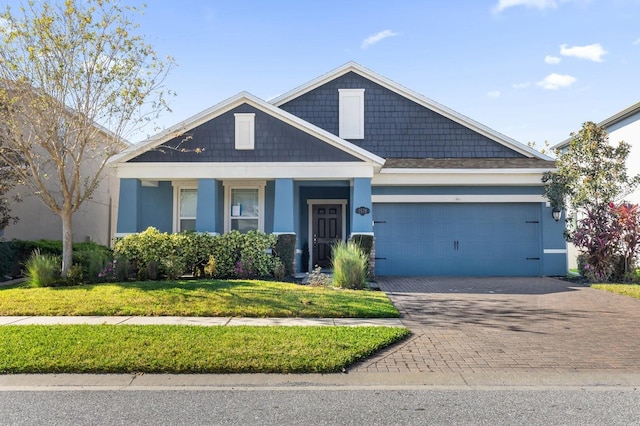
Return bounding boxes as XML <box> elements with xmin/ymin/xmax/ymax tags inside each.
<box><xmin>128</xmin><ymin>104</ymin><xmax>362</xmax><ymax>163</ymax></box>
<box><xmin>279</xmin><ymin>72</ymin><xmax>525</xmax><ymax>159</ymax></box>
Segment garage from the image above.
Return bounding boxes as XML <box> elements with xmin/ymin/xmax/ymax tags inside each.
<box><xmin>373</xmin><ymin>203</ymin><xmax>542</xmax><ymax>276</ymax></box>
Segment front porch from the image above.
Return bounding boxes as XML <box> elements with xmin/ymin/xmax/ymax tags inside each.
<box><xmin>115</xmin><ymin>177</ymin><xmax>374</xmax><ymax>274</ymax></box>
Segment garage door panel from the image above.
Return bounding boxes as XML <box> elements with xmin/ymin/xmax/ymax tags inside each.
<box><xmin>373</xmin><ymin>203</ymin><xmax>541</xmax><ymax>276</ymax></box>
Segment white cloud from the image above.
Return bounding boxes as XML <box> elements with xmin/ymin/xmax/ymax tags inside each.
<box><xmin>493</xmin><ymin>0</ymin><xmax>557</xmax><ymax>13</ymax></box>
<box><xmin>537</xmin><ymin>73</ymin><xmax>577</xmax><ymax>90</ymax></box>
<box><xmin>544</xmin><ymin>55</ymin><xmax>561</xmax><ymax>64</ymax></box>
<box><xmin>487</xmin><ymin>91</ymin><xmax>501</xmax><ymax>98</ymax></box>
<box><xmin>512</xmin><ymin>82</ymin><xmax>531</xmax><ymax>89</ymax></box>
<box><xmin>361</xmin><ymin>30</ymin><xmax>398</xmax><ymax>49</ymax></box>
<box><xmin>634</xmin><ymin>38</ymin><xmax>640</xmax><ymax>45</ymax></box>
<box><xmin>559</xmin><ymin>43</ymin><xmax>607</xmax><ymax>62</ymax></box>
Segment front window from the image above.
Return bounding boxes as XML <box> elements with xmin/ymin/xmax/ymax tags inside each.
<box><xmin>224</xmin><ymin>181</ymin><xmax>265</xmax><ymax>233</ymax></box>
<box><xmin>179</xmin><ymin>188</ymin><xmax>197</xmax><ymax>232</ymax></box>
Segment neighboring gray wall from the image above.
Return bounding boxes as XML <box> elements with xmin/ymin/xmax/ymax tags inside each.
<box><xmin>129</xmin><ymin>104</ymin><xmax>361</xmax><ymax>163</ymax></box>
<box><xmin>2</xmin><ymin>168</ymin><xmax>116</xmax><ymax>246</ymax></box>
<box><xmin>280</xmin><ymin>72</ymin><xmax>524</xmax><ymax>159</ymax></box>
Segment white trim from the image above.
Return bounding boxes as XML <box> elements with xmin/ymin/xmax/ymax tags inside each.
<box><xmin>339</xmin><ymin>88</ymin><xmax>365</xmax><ymax>139</ymax></box>
<box><xmin>114</xmin><ymin>232</ymin><xmax>135</xmax><ymax>238</ymax></box>
<box><xmin>107</xmin><ymin>92</ymin><xmax>384</xmax><ymax>166</ymax></box>
<box><xmin>173</xmin><ymin>184</ymin><xmax>198</xmax><ymax>233</ymax></box>
<box><xmin>372</xmin><ymin>194</ymin><xmax>546</xmax><ymax>203</ymax></box>
<box><xmin>115</xmin><ymin>162</ymin><xmax>376</xmax><ymax>179</ymax></box>
<box><xmin>223</xmin><ymin>180</ymin><xmax>266</xmax><ymax>233</ymax></box>
<box><xmin>234</xmin><ymin>113</ymin><xmax>255</xmax><ymax>150</ymax></box>
<box><xmin>373</xmin><ymin>172</ymin><xmax>546</xmax><ymax>186</ymax></box>
<box><xmin>273</xmin><ymin>232</ymin><xmax>296</xmax><ymax>236</ymax></box>
<box><xmin>307</xmin><ymin>199</ymin><xmax>347</xmax><ymax>273</ymax></box>
<box><xmin>544</xmin><ymin>249</ymin><xmax>567</xmax><ymax>254</ymax></box>
<box><xmin>270</xmin><ymin>62</ymin><xmax>552</xmax><ymax>161</ymax></box>
<box><xmin>380</xmin><ymin>168</ymin><xmax>554</xmax><ymax>174</ymax></box>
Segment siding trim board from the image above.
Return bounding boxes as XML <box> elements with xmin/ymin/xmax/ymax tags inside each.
<box><xmin>372</xmin><ymin>195</ymin><xmax>546</xmax><ymax>203</ymax></box>
<box><xmin>116</xmin><ymin>162</ymin><xmax>376</xmax><ymax>179</ymax></box>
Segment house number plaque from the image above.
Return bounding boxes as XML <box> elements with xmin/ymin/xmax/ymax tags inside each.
<box><xmin>355</xmin><ymin>206</ymin><xmax>370</xmax><ymax>216</ymax></box>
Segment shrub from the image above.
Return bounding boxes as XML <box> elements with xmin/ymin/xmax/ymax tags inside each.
<box><xmin>273</xmin><ymin>258</ymin><xmax>286</xmax><ymax>281</ymax></box>
<box><xmin>63</xmin><ymin>264</ymin><xmax>85</xmax><ymax>286</ymax></box>
<box><xmin>307</xmin><ymin>265</ymin><xmax>330</xmax><ymax>287</ymax></box>
<box><xmin>331</xmin><ymin>241</ymin><xmax>367</xmax><ymax>290</ymax></box>
<box><xmin>209</xmin><ymin>230</ymin><xmax>277</xmax><ymax>279</ymax></box>
<box><xmin>0</xmin><ymin>241</ymin><xmax>18</xmax><ymax>279</ymax></box>
<box><xmin>162</xmin><ymin>255</ymin><xmax>187</xmax><ymax>280</ymax></box>
<box><xmin>204</xmin><ymin>255</ymin><xmax>216</xmax><ymax>278</ymax></box>
<box><xmin>573</xmin><ymin>203</ymin><xmax>640</xmax><ymax>282</ymax></box>
<box><xmin>24</xmin><ymin>249</ymin><xmax>60</xmax><ymax>287</ymax></box>
<box><xmin>73</xmin><ymin>250</ymin><xmax>111</xmax><ymax>283</ymax></box>
<box><xmin>274</xmin><ymin>233</ymin><xmax>296</xmax><ymax>277</ymax></box>
<box><xmin>113</xmin><ymin>227</ymin><xmax>174</xmax><ymax>280</ymax></box>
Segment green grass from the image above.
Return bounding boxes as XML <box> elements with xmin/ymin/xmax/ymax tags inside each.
<box><xmin>0</xmin><ymin>325</ymin><xmax>410</xmax><ymax>374</ymax></box>
<box><xmin>591</xmin><ymin>283</ymin><xmax>640</xmax><ymax>300</ymax></box>
<box><xmin>0</xmin><ymin>279</ymin><xmax>399</xmax><ymax>318</ymax></box>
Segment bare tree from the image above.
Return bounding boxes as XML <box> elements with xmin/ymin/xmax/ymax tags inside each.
<box><xmin>0</xmin><ymin>0</ymin><xmax>173</xmax><ymax>275</ymax></box>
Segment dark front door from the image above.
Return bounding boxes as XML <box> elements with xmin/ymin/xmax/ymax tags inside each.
<box><xmin>312</xmin><ymin>204</ymin><xmax>342</xmax><ymax>269</ymax></box>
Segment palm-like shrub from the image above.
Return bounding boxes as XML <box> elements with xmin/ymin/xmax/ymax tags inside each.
<box><xmin>331</xmin><ymin>241</ymin><xmax>367</xmax><ymax>290</ymax></box>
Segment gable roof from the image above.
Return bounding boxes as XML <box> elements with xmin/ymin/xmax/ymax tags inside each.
<box><xmin>270</xmin><ymin>62</ymin><xmax>552</xmax><ymax>161</ymax></box>
<box><xmin>553</xmin><ymin>101</ymin><xmax>640</xmax><ymax>150</ymax></box>
<box><xmin>108</xmin><ymin>91</ymin><xmax>385</xmax><ymax>166</ymax></box>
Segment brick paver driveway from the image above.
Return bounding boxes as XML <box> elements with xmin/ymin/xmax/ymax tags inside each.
<box><xmin>352</xmin><ymin>277</ymin><xmax>640</xmax><ymax>373</ymax></box>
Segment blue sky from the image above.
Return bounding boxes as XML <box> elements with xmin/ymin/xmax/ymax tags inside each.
<box><xmin>11</xmin><ymin>0</ymin><xmax>640</xmax><ymax>147</ymax></box>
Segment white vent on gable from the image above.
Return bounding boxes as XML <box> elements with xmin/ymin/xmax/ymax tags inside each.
<box><xmin>235</xmin><ymin>113</ymin><xmax>255</xmax><ymax>150</ymax></box>
<box><xmin>339</xmin><ymin>89</ymin><xmax>365</xmax><ymax>139</ymax></box>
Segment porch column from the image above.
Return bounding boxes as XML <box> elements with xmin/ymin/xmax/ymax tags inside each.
<box><xmin>273</xmin><ymin>178</ymin><xmax>295</xmax><ymax>233</ymax></box>
<box><xmin>351</xmin><ymin>177</ymin><xmax>373</xmax><ymax>235</ymax></box>
<box><xmin>196</xmin><ymin>179</ymin><xmax>218</xmax><ymax>234</ymax></box>
<box><xmin>116</xmin><ymin>178</ymin><xmax>139</xmax><ymax>234</ymax></box>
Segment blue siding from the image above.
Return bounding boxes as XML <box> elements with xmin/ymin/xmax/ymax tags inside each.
<box><xmin>117</xmin><ymin>179</ymin><xmax>140</xmax><ymax>233</ymax></box>
<box><xmin>196</xmin><ymin>179</ymin><xmax>218</xmax><ymax>233</ymax></box>
<box><xmin>128</xmin><ymin>104</ymin><xmax>361</xmax><ymax>163</ymax></box>
<box><xmin>139</xmin><ymin>181</ymin><xmax>173</xmax><ymax>233</ymax></box>
<box><xmin>280</xmin><ymin>72</ymin><xmax>524</xmax><ymax>159</ymax></box>
<box><xmin>273</xmin><ymin>179</ymin><xmax>295</xmax><ymax>233</ymax></box>
<box><xmin>373</xmin><ymin>203</ymin><xmax>543</xmax><ymax>276</ymax></box>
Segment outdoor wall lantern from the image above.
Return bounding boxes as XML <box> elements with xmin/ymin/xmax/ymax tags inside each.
<box><xmin>552</xmin><ymin>207</ymin><xmax>562</xmax><ymax>222</ymax></box>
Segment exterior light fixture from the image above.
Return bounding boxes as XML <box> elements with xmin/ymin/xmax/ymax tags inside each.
<box><xmin>552</xmin><ymin>207</ymin><xmax>562</xmax><ymax>222</ymax></box>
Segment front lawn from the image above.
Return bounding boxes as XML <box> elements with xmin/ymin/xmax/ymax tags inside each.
<box><xmin>0</xmin><ymin>325</ymin><xmax>409</xmax><ymax>374</ymax></box>
<box><xmin>0</xmin><ymin>279</ymin><xmax>399</xmax><ymax>318</ymax></box>
<box><xmin>591</xmin><ymin>284</ymin><xmax>640</xmax><ymax>300</ymax></box>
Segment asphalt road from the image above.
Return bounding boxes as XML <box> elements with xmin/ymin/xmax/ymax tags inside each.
<box><xmin>2</xmin><ymin>386</ymin><xmax>639</xmax><ymax>425</ymax></box>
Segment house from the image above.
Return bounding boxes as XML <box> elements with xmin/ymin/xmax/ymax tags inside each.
<box><xmin>552</xmin><ymin>101</ymin><xmax>640</xmax><ymax>270</ymax></box>
<box><xmin>107</xmin><ymin>62</ymin><xmax>566</xmax><ymax>276</ymax></box>
<box><xmin>1</xmin><ymin>121</ymin><xmax>125</xmax><ymax>248</ymax></box>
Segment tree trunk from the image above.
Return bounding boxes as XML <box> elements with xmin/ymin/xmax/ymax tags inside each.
<box><xmin>61</xmin><ymin>209</ymin><xmax>73</xmax><ymax>277</ymax></box>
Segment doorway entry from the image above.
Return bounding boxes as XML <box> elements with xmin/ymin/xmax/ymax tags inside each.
<box><xmin>308</xmin><ymin>200</ymin><xmax>347</xmax><ymax>270</ymax></box>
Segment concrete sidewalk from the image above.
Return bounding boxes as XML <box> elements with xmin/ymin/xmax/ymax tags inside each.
<box><xmin>0</xmin><ymin>316</ymin><xmax>404</xmax><ymax>327</ymax></box>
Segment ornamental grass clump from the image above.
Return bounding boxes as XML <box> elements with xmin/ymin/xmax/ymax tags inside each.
<box><xmin>24</xmin><ymin>249</ymin><xmax>59</xmax><ymax>287</ymax></box>
<box><xmin>331</xmin><ymin>241</ymin><xmax>367</xmax><ymax>290</ymax></box>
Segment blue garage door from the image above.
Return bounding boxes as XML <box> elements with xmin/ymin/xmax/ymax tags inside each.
<box><xmin>373</xmin><ymin>203</ymin><xmax>541</xmax><ymax>276</ymax></box>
